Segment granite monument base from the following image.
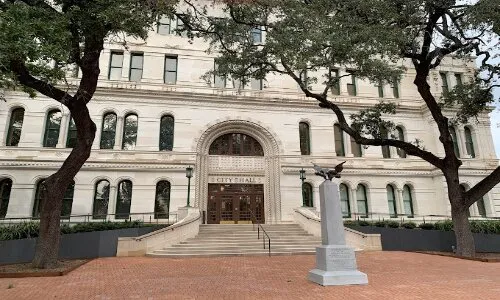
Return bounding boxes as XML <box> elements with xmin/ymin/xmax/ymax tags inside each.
<box><xmin>308</xmin><ymin>245</ymin><xmax>368</xmax><ymax>286</ymax></box>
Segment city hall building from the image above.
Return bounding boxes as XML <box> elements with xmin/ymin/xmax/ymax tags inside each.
<box><xmin>1</xmin><ymin>17</ymin><xmax>499</xmax><ymax>224</ymax></box>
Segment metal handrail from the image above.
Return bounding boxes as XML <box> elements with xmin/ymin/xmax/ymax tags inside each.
<box><xmin>309</xmin><ymin>209</ymin><xmax>500</xmax><ymax>221</ymax></box>
<box><xmin>0</xmin><ymin>211</ymin><xmax>178</xmax><ymax>226</ymax></box>
<box><xmin>249</xmin><ymin>209</ymin><xmax>271</xmax><ymax>257</ymax></box>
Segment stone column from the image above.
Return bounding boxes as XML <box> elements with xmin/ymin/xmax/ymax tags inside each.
<box><xmin>344</xmin><ymin>132</ymin><xmax>353</xmax><ymax>157</ymax></box>
<box><xmin>113</xmin><ymin>116</ymin><xmax>124</xmax><ymax>150</ymax></box>
<box><xmin>457</xmin><ymin>128</ymin><xmax>470</xmax><ymax>158</ymax></box>
<box><xmin>396</xmin><ymin>188</ymin><xmax>404</xmax><ymax>216</ymax></box>
<box><xmin>308</xmin><ymin>180</ymin><xmax>368</xmax><ymax>286</ymax></box>
<box><xmin>56</xmin><ymin>112</ymin><xmax>69</xmax><ymax>148</ymax></box>
<box><xmin>108</xmin><ymin>186</ymin><xmax>117</xmax><ymax>221</ymax></box>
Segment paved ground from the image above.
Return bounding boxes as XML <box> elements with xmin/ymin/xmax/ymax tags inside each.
<box><xmin>1</xmin><ymin>251</ymin><xmax>499</xmax><ymax>299</ymax></box>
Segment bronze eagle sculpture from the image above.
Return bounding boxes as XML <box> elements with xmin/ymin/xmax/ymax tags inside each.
<box><xmin>312</xmin><ymin>161</ymin><xmax>346</xmax><ymax>180</ymax></box>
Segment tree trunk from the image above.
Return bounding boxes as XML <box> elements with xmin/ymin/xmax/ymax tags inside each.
<box><xmin>451</xmin><ymin>205</ymin><xmax>475</xmax><ymax>257</ymax></box>
<box><xmin>32</xmin><ymin>104</ymin><xmax>96</xmax><ymax>268</ymax></box>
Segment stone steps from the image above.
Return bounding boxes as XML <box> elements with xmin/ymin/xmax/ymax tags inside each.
<box><xmin>147</xmin><ymin>223</ymin><xmax>321</xmax><ymax>258</ymax></box>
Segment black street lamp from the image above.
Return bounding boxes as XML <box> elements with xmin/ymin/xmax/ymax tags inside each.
<box><xmin>299</xmin><ymin>168</ymin><xmax>306</xmax><ymax>207</ymax></box>
<box><xmin>185</xmin><ymin>166</ymin><xmax>194</xmax><ymax>207</ymax></box>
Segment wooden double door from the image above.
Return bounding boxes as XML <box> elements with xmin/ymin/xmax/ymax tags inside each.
<box><xmin>207</xmin><ymin>184</ymin><xmax>265</xmax><ymax>224</ymax></box>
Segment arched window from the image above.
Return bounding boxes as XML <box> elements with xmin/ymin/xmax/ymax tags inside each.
<box><xmin>396</xmin><ymin>126</ymin><xmax>406</xmax><ymax>158</ymax></box>
<box><xmin>350</xmin><ymin>137</ymin><xmax>362</xmax><ymax>157</ymax></box>
<box><xmin>339</xmin><ymin>183</ymin><xmax>351</xmax><ymax>218</ymax></box>
<box><xmin>6</xmin><ymin>108</ymin><xmax>24</xmax><ymax>146</ymax></box>
<box><xmin>402</xmin><ymin>185</ymin><xmax>414</xmax><ymax>217</ymax></box>
<box><xmin>477</xmin><ymin>197</ymin><xmax>487</xmax><ymax>217</ymax></box>
<box><xmin>155</xmin><ymin>181</ymin><xmax>171</xmax><ymax>219</ymax></box>
<box><xmin>334</xmin><ymin>124</ymin><xmax>345</xmax><ymax>156</ymax></box>
<box><xmin>0</xmin><ymin>179</ymin><xmax>12</xmax><ymax>218</ymax></box>
<box><xmin>122</xmin><ymin>114</ymin><xmax>138</xmax><ymax>150</ymax></box>
<box><xmin>386</xmin><ymin>185</ymin><xmax>397</xmax><ymax>217</ymax></box>
<box><xmin>159</xmin><ymin>115</ymin><xmax>175</xmax><ymax>151</ymax></box>
<box><xmin>93</xmin><ymin>180</ymin><xmax>110</xmax><ymax>219</ymax></box>
<box><xmin>33</xmin><ymin>180</ymin><xmax>74</xmax><ymax>218</ymax></box>
<box><xmin>380</xmin><ymin>126</ymin><xmax>391</xmax><ymax>158</ymax></box>
<box><xmin>61</xmin><ymin>181</ymin><xmax>75</xmax><ymax>219</ymax></box>
<box><xmin>43</xmin><ymin>110</ymin><xmax>62</xmax><ymax>147</ymax></box>
<box><xmin>302</xmin><ymin>182</ymin><xmax>313</xmax><ymax>207</ymax></box>
<box><xmin>100</xmin><ymin>113</ymin><xmax>117</xmax><ymax>149</ymax></box>
<box><xmin>116</xmin><ymin>180</ymin><xmax>133</xmax><ymax>219</ymax></box>
<box><xmin>464</xmin><ymin>127</ymin><xmax>476</xmax><ymax>158</ymax></box>
<box><xmin>209</xmin><ymin>133</ymin><xmax>264</xmax><ymax>156</ymax></box>
<box><xmin>450</xmin><ymin>127</ymin><xmax>460</xmax><ymax>157</ymax></box>
<box><xmin>299</xmin><ymin>122</ymin><xmax>311</xmax><ymax>155</ymax></box>
<box><xmin>66</xmin><ymin>117</ymin><xmax>77</xmax><ymax>148</ymax></box>
<box><xmin>356</xmin><ymin>184</ymin><xmax>368</xmax><ymax>217</ymax></box>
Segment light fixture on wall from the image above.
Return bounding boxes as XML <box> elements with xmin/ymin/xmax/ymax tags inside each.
<box><xmin>185</xmin><ymin>166</ymin><xmax>194</xmax><ymax>207</ymax></box>
<box><xmin>299</xmin><ymin>168</ymin><xmax>306</xmax><ymax>207</ymax></box>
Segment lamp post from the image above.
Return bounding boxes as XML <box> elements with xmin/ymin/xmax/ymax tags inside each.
<box><xmin>299</xmin><ymin>168</ymin><xmax>306</xmax><ymax>207</ymax></box>
<box><xmin>185</xmin><ymin>166</ymin><xmax>193</xmax><ymax>207</ymax></box>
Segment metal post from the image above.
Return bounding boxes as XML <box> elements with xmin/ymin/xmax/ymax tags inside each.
<box><xmin>186</xmin><ymin>176</ymin><xmax>191</xmax><ymax>207</ymax></box>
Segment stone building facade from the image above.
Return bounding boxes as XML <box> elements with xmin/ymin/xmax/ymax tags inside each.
<box><xmin>0</xmin><ymin>21</ymin><xmax>499</xmax><ymax>223</ymax></box>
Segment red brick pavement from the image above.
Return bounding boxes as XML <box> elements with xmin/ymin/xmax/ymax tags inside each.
<box><xmin>0</xmin><ymin>251</ymin><xmax>499</xmax><ymax>299</ymax></box>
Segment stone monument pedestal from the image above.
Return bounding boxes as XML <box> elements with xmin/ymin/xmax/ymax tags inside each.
<box><xmin>308</xmin><ymin>180</ymin><xmax>368</xmax><ymax>286</ymax></box>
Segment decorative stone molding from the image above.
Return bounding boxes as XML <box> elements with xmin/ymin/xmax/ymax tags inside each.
<box><xmin>194</xmin><ymin>119</ymin><xmax>282</xmax><ymax>223</ymax></box>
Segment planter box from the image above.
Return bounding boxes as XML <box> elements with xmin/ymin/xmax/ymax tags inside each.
<box><xmin>347</xmin><ymin>226</ymin><xmax>500</xmax><ymax>253</ymax></box>
<box><xmin>0</xmin><ymin>227</ymin><xmax>156</xmax><ymax>265</ymax></box>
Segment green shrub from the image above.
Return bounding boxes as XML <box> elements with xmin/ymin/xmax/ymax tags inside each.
<box><xmin>374</xmin><ymin>220</ymin><xmax>388</xmax><ymax>227</ymax></box>
<box><xmin>343</xmin><ymin>220</ymin><xmax>358</xmax><ymax>227</ymax></box>
<box><xmin>387</xmin><ymin>221</ymin><xmax>400</xmax><ymax>228</ymax></box>
<box><xmin>402</xmin><ymin>222</ymin><xmax>417</xmax><ymax>229</ymax></box>
<box><xmin>419</xmin><ymin>223</ymin><xmax>435</xmax><ymax>230</ymax></box>
<box><xmin>0</xmin><ymin>220</ymin><xmax>155</xmax><ymax>241</ymax></box>
<box><xmin>434</xmin><ymin>220</ymin><xmax>454</xmax><ymax>231</ymax></box>
<box><xmin>358</xmin><ymin>220</ymin><xmax>372</xmax><ymax>226</ymax></box>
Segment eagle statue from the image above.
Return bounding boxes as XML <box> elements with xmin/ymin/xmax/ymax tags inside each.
<box><xmin>312</xmin><ymin>161</ymin><xmax>346</xmax><ymax>180</ymax></box>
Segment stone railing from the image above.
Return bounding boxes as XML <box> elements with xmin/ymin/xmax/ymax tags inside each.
<box><xmin>116</xmin><ymin>207</ymin><xmax>201</xmax><ymax>256</ymax></box>
<box><xmin>293</xmin><ymin>207</ymin><xmax>382</xmax><ymax>251</ymax></box>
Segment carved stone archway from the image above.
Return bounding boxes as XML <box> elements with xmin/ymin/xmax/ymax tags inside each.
<box><xmin>194</xmin><ymin>119</ymin><xmax>282</xmax><ymax>223</ymax></box>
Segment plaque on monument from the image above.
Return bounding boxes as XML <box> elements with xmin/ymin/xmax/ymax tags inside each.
<box><xmin>308</xmin><ymin>162</ymin><xmax>368</xmax><ymax>286</ymax></box>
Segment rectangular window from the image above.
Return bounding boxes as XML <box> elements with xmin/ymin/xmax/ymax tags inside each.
<box><xmin>347</xmin><ymin>71</ymin><xmax>356</xmax><ymax>96</ymax></box>
<box><xmin>108</xmin><ymin>52</ymin><xmax>124</xmax><ymax>80</ymax></box>
<box><xmin>251</xmin><ymin>78</ymin><xmax>263</xmax><ymax>90</ymax></box>
<box><xmin>176</xmin><ymin>15</ymin><xmax>188</xmax><ymax>37</ymax></box>
<box><xmin>251</xmin><ymin>27</ymin><xmax>262</xmax><ymax>43</ymax></box>
<box><xmin>164</xmin><ymin>56</ymin><xmax>178</xmax><ymax>84</ymax></box>
<box><xmin>331</xmin><ymin>69</ymin><xmax>340</xmax><ymax>95</ymax></box>
<box><xmin>455</xmin><ymin>73</ymin><xmax>462</xmax><ymax>86</ymax></box>
<box><xmin>213</xmin><ymin>62</ymin><xmax>226</xmax><ymax>88</ymax></box>
<box><xmin>129</xmin><ymin>53</ymin><xmax>144</xmax><ymax>82</ymax></box>
<box><xmin>391</xmin><ymin>77</ymin><xmax>400</xmax><ymax>98</ymax></box>
<box><xmin>377</xmin><ymin>81</ymin><xmax>384</xmax><ymax>98</ymax></box>
<box><xmin>440</xmin><ymin>72</ymin><xmax>449</xmax><ymax>94</ymax></box>
<box><xmin>157</xmin><ymin>15</ymin><xmax>171</xmax><ymax>35</ymax></box>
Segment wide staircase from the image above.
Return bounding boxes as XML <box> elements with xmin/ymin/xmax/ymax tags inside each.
<box><xmin>147</xmin><ymin>223</ymin><xmax>321</xmax><ymax>258</ymax></box>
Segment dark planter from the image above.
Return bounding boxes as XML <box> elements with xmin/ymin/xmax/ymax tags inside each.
<box><xmin>347</xmin><ymin>226</ymin><xmax>500</xmax><ymax>253</ymax></box>
<box><xmin>0</xmin><ymin>227</ymin><xmax>156</xmax><ymax>265</ymax></box>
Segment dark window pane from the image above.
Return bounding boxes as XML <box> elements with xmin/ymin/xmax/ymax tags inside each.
<box><xmin>402</xmin><ymin>185</ymin><xmax>414</xmax><ymax>217</ymax></box>
<box><xmin>339</xmin><ymin>183</ymin><xmax>350</xmax><ymax>217</ymax></box>
<box><xmin>61</xmin><ymin>181</ymin><xmax>75</xmax><ymax>219</ymax></box>
<box><xmin>331</xmin><ymin>69</ymin><xmax>340</xmax><ymax>95</ymax></box>
<box><xmin>209</xmin><ymin>133</ymin><xmax>263</xmax><ymax>156</ymax></box>
<box><xmin>440</xmin><ymin>72</ymin><xmax>448</xmax><ymax>94</ymax></box>
<box><xmin>159</xmin><ymin>115</ymin><xmax>175</xmax><ymax>151</ymax></box>
<box><xmin>347</xmin><ymin>72</ymin><xmax>356</xmax><ymax>96</ymax></box>
<box><xmin>450</xmin><ymin>127</ymin><xmax>460</xmax><ymax>157</ymax></box>
<box><xmin>109</xmin><ymin>52</ymin><xmax>123</xmax><ymax>80</ymax></box>
<box><xmin>122</xmin><ymin>114</ymin><xmax>138</xmax><ymax>150</ymax></box>
<box><xmin>93</xmin><ymin>180</ymin><xmax>110</xmax><ymax>219</ymax></box>
<box><xmin>157</xmin><ymin>15</ymin><xmax>171</xmax><ymax>34</ymax></box>
<box><xmin>100</xmin><ymin>113</ymin><xmax>117</xmax><ymax>149</ymax></box>
<box><xmin>164</xmin><ymin>56</ymin><xmax>177</xmax><ymax>84</ymax></box>
<box><xmin>380</xmin><ymin>126</ymin><xmax>391</xmax><ymax>158</ymax></box>
<box><xmin>299</xmin><ymin>122</ymin><xmax>310</xmax><ymax>155</ymax></box>
<box><xmin>387</xmin><ymin>185</ymin><xmax>397</xmax><ymax>217</ymax></box>
<box><xmin>66</xmin><ymin>118</ymin><xmax>77</xmax><ymax>148</ymax></box>
<box><xmin>251</xmin><ymin>27</ymin><xmax>262</xmax><ymax>43</ymax></box>
<box><xmin>350</xmin><ymin>136</ymin><xmax>362</xmax><ymax>157</ymax></box>
<box><xmin>129</xmin><ymin>54</ymin><xmax>143</xmax><ymax>82</ymax></box>
<box><xmin>356</xmin><ymin>184</ymin><xmax>368</xmax><ymax>217</ymax></box>
<box><xmin>43</xmin><ymin>110</ymin><xmax>62</xmax><ymax>147</ymax></box>
<box><xmin>464</xmin><ymin>127</ymin><xmax>476</xmax><ymax>158</ymax></box>
<box><xmin>155</xmin><ymin>181</ymin><xmax>171</xmax><ymax>219</ymax></box>
<box><xmin>334</xmin><ymin>124</ymin><xmax>345</xmax><ymax>156</ymax></box>
<box><xmin>477</xmin><ymin>198</ymin><xmax>486</xmax><ymax>217</ymax></box>
<box><xmin>455</xmin><ymin>73</ymin><xmax>462</xmax><ymax>86</ymax></box>
<box><xmin>0</xmin><ymin>179</ymin><xmax>12</xmax><ymax>218</ymax></box>
<box><xmin>396</xmin><ymin>127</ymin><xmax>406</xmax><ymax>158</ymax></box>
<box><xmin>6</xmin><ymin>108</ymin><xmax>24</xmax><ymax>146</ymax></box>
<box><xmin>33</xmin><ymin>179</ymin><xmax>73</xmax><ymax>218</ymax></box>
<box><xmin>116</xmin><ymin>180</ymin><xmax>132</xmax><ymax>219</ymax></box>
<box><xmin>302</xmin><ymin>183</ymin><xmax>313</xmax><ymax>207</ymax></box>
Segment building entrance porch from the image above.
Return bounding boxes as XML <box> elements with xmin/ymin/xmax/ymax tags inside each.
<box><xmin>207</xmin><ymin>183</ymin><xmax>265</xmax><ymax>224</ymax></box>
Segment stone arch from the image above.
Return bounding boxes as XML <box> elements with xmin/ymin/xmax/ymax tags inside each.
<box><xmin>194</xmin><ymin>119</ymin><xmax>282</xmax><ymax>223</ymax></box>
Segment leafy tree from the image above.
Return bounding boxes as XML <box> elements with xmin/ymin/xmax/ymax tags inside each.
<box><xmin>0</xmin><ymin>0</ymin><xmax>177</xmax><ymax>268</ymax></box>
<box><xmin>181</xmin><ymin>0</ymin><xmax>500</xmax><ymax>257</ymax></box>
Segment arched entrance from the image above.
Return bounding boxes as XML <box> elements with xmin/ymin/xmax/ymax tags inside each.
<box><xmin>194</xmin><ymin>120</ymin><xmax>282</xmax><ymax>224</ymax></box>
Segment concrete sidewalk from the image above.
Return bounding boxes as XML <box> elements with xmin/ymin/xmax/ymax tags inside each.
<box><xmin>1</xmin><ymin>251</ymin><xmax>499</xmax><ymax>299</ymax></box>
